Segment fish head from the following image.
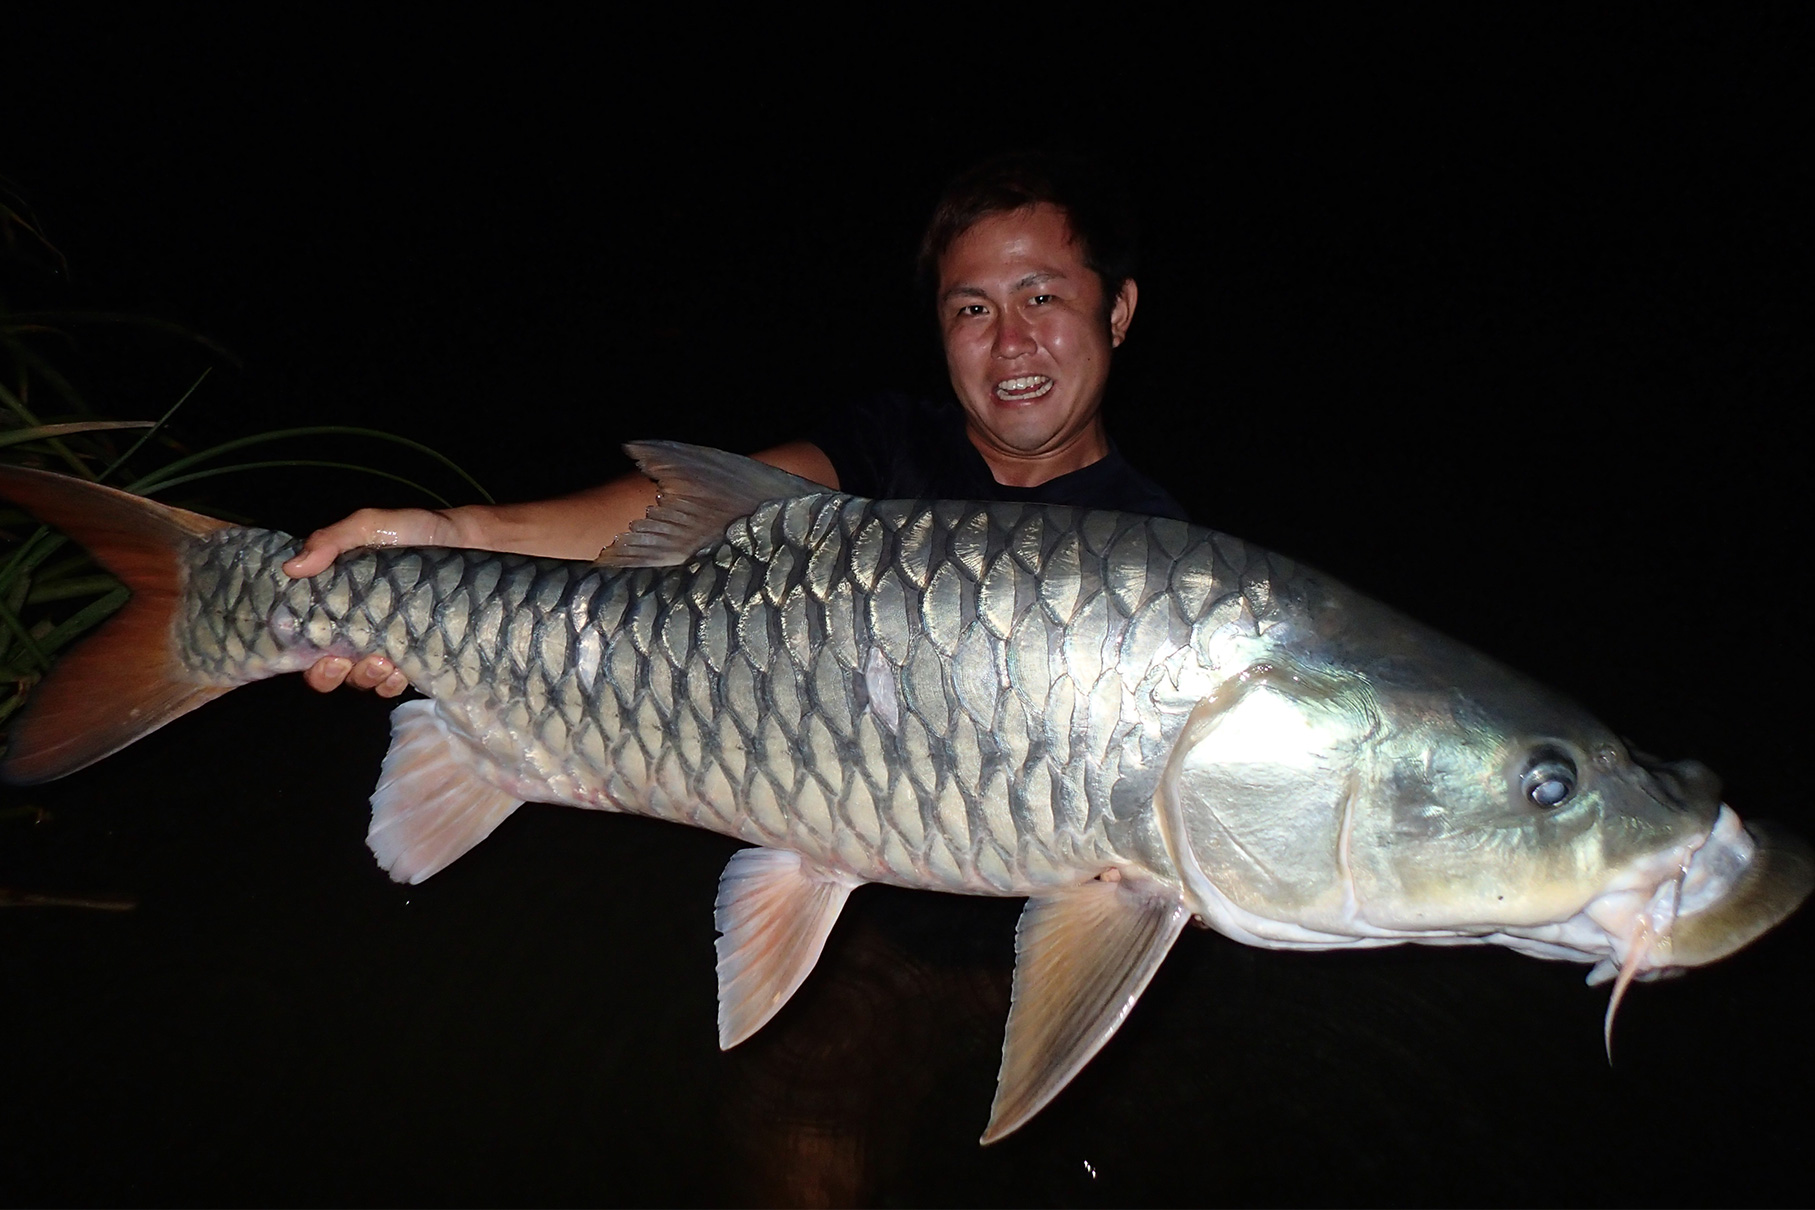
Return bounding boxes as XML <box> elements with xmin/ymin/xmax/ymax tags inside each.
<box><xmin>1341</xmin><ymin>639</ymin><xmax>1812</xmax><ymax>984</ymax></box>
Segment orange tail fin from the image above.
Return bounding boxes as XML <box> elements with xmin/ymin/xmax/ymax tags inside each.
<box><xmin>0</xmin><ymin>468</ymin><xmax>234</xmax><ymax>784</ymax></box>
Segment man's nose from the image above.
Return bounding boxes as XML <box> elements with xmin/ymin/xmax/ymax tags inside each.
<box><xmin>992</xmin><ymin>311</ymin><xmax>1035</xmax><ymax>359</ymax></box>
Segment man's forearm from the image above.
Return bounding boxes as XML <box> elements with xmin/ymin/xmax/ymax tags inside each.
<box><xmin>446</xmin><ymin>441</ymin><xmax>840</xmax><ymax>561</ymax></box>
<box><xmin>438</xmin><ymin>476</ymin><xmax>657</xmax><ymax>561</ymax></box>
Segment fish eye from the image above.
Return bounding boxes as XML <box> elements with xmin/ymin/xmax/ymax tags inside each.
<box><xmin>1522</xmin><ymin>753</ymin><xmax>1577</xmax><ymax>808</ymax></box>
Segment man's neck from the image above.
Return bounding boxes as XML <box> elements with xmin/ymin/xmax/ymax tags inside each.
<box><xmin>969</xmin><ymin>423</ymin><xmax>1111</xmax><ymax>488</ymax></box>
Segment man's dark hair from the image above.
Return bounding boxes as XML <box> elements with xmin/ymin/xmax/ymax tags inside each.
<box><xmin>917</xmin><ymin>151</ymin><xmax>1140</xmax><ymax>309</ymax></box>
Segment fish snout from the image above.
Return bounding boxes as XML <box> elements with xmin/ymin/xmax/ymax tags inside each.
<box><xmin>1664</xmin><ymin>806</ymin><xmax>1813</xmax><ymax>970</ymax></box>
<box><xmin>1634</xmin><ymin>752</ymin><xmax>1723</xmax><ymax>812</ymax></box>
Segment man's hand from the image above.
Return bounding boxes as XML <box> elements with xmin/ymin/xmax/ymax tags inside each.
<box><xmin>281</xmin><ymin>507</ymin><xmax>448</xmax><ymax>579</ymax></box>
<box><xmin>302</xmin><ymin>654</ymin><xmax>409</xmax><ymax>697</ymax></box>
<box><xmin>283</xmin><ymin>507</ymin><xmax>449</xmax><ymax>698</ymax></box>
<box><xmin>278</xmin><ymin>442</ymin><xmax>837</xmax><ymax>699</ymax></box>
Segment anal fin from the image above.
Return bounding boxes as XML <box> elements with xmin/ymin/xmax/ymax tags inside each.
<box><xmin>983</xmin><ymin>878</ymin><xmax>1190</xmax><ymax>1144</ymax></box>
<box><xmin>366</xmin><ymin>699</ymin><xmax>523</xmax><ymax>885</ymax></box>
<box><xmin>713</xmin><ymin>847</ymin><xmax>862</xmax><ymax>1049</ymax></box>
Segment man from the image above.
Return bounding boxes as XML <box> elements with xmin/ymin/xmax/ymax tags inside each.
<box><xmin>288</xmin><ymin>153</ymin><xmax>1186</xmax><ymax>695</ymax></box>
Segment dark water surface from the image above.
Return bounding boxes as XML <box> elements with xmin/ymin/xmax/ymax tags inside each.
<box><xmin>4</xmin><ymin>13</ymin><xmax>1809</xmax><ymax>1206</ymax></box>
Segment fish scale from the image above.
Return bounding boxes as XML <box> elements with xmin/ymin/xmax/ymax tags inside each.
<box><xmin>172</xmin><ymin>493</ymin><xmax>1230</xmax><ymax>891</ymax></box>
<box><xmin>4</xmin><ymin>443</ymin><xmax>1802</xmax><ymax>1146</ymax></box>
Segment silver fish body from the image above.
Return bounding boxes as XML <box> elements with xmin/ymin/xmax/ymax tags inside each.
<box><xmin>1</xmin><ymin>443</ymin><xmax>1806</xmax><ymax>1142</ymax></box>
<box><xmin>182</xmin><ymin>496</ymin><xmax>1248</xmax><ymax>895</ymax></box>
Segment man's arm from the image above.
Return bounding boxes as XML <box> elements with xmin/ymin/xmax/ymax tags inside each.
<box><xmin>290</xmin><ymin>441</ymin><xmax>837</xmax><ymax>695</ymax></box>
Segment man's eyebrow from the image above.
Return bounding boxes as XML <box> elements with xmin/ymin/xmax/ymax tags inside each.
<box><xmin>940</xmin><ymin>271</ymin><xmax>1066</xmax><ymax>304</ymax></box>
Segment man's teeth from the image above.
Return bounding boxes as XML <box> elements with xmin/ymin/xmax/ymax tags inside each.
<box><xmin>996</xmin><ymin>376</ymin><xmax>1053</xmax><ymax>399</ymax></box>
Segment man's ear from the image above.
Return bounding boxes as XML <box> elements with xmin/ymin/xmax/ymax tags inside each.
<box><xmin>1109</xmin><ymin>279</ymin><xmax>1138</xmax><ymax>348</ymax></box>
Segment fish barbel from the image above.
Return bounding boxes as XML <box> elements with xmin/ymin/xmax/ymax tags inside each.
<box><xmin>1</xmin><ymin>444</ymin><xmax>1807</xmax><ymax>1141</ymax></box>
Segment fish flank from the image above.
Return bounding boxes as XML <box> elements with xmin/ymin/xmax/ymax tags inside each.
<box><xmin>4</xmin><ymin>449</ymin><xmax>1803</xmax><ymax>1142</ymax></box>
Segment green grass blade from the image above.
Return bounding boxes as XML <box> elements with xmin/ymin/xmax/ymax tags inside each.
<box><xmin>18</xmin><ymin>551</ymin><xmax>95</xmax><ymax>583</ymax></box>
<box><xmin>0</xmin><ymin>593</ymin><xmax>49</xmax><ymax>671</ymax></box>
<box><xmin>1</xmin><ymin>339</ymin><xmax>93</xmax><ymax>424</ymax></box>
<box><xmin>0</xmin><ymin>420</ymin><xmax>154</xmax><ymax>450</ymax></box>
<box><xmin>130</xmin><ymin>426</ymin><xmax>494</xmax><ymax>503</ymax></box>
<box><xmin>1</xmin><ymin>310</ymin><xmax>239</xmax><ymax>366</ymax></box>
<box><xmin>0</xmin><ymin>690</ymin><xmax>30</xmax><ymax>728</ymax></box>
<box><xmin>0</xmin><ymin>375</ymin><xmax>94</xmax><ymax>478</ymax></box>
<box><xmin>25</xmin><ymin>574</ymin><xmax>119</xmax><ymax>604</ymax></box>
<box><xmin>0</xmin><ymin>188</ymin><xmax>69</xmax><ymax>278</ymax></box>
<box><xmin>0</xmin><ymin>527</ymin><xmax>68</xmax><ymax>619</ymax></box>
<box><xmin>96</xmin><ymin>369</ymin><xmax>209</xmax><ymax>484</ymax></box>
<box><xmin>38</xmin><ymin>586</ymin><xmax>128</xmax><ymax>655</ymax></box>
<box><xmin>134</xmin><ymin>460</ymin><xmax>459</xmax><ymax>508</ymax></box>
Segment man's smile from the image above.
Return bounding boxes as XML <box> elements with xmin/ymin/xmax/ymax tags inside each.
<box><xmin>993</xmin><ymin>375</ymin><xmax>1054</xmax><ymax>403</ymax></box>
<box><xmin>935</xmin><ymin>203</ymin><xmax>1134</xmax><ymax>475</ymax></box>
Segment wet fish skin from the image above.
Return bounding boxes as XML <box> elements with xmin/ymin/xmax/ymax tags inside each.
<box><xmin>171</xmin><ymin>492</ymin><xmax>1259</xmax><ymax>895</ymax></box>
<box><xmin>0</xmin><ymin>444</ymin><xmax>1805</xmax><ymax>1144</ymax></box>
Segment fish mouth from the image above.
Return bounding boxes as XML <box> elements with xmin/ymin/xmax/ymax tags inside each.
<box><xmin>1585</xmin><ymin>806</ymin><xmax>1812</xmax><ymax>978</ymax></box>
<box><xmin>1583</xmin><ymin>805</ymin><xmax>1812</xmax><ymax>1050</ymax></box>
<box><xmin>1652</xmin><ymin>812</ymin><xmax>1813</xmax><ymax>969</ymax></box>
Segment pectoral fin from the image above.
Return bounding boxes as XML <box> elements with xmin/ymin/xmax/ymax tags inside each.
<box><xmin>366</xmin><ymin>699</ymin><xmax>523</xmax><ymax>884</ymax></box>
<box><xmin>984</xmin><ymin>878</ymin><xmax>1190</xmax><ymax>1144</ymax></box>
<box><xmin>713</xmin><ymin>847</ymin><xmax>862</xmax><ymax>1049</ymax></box>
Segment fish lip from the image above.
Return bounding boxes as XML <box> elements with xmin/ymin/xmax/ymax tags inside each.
<box><xmin>1580</xmin><ymin>806</ymin><xmax>1814</xmax><ymax>980</ymax></box>
<box><xmin>1662</xmin><ymin>814</ymin><xmax>1814</xmax><ymax>969</ymax></box>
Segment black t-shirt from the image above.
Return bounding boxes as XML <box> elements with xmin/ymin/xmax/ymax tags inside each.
<box><xmin>810</xmin><ymin>393</ymin><xmax>1190</xmax><ymax>522</ymax></box>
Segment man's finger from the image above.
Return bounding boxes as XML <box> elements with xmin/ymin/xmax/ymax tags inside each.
<box><xmin>282</xmin><ymin>540</ymin><xmax>338</xmax><ymax>579</ymax></box>
<box><xmin>304</xmin><ymin>657</ymin><xmax>353</xmax><ymax>693</ymax></box>
<box><xmin>349</xmin><ymin>656</ymin><xmax>396</xmax><ymax>689</ymax></box>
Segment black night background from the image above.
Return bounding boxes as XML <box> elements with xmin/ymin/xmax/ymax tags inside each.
<box><xmin>1</xmin><ymin>13</ymin><xmax>1808</xmax><ymax>1206</ymax></box>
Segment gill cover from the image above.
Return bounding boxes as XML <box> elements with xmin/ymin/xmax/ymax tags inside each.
<box><xmin>1153</xmin><ymin>661</ymin><xmax>1381</xmax><ymax>943</ymax></box>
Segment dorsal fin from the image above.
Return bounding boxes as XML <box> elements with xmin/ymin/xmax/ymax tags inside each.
<box><xmin>596</xmin><ymin>441</ymin><xmax>830</xmax><ymax>569</ymax></box>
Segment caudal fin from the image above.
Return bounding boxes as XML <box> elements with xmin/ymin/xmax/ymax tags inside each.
<box><xmin>0</xmin><ymin>467</ymin><xmax>233</xmax><ymax>784</ymax></box>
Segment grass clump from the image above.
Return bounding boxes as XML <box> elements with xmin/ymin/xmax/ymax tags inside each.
<box><xmin>0</xmin><ymin>181</ymin><xmax>491</xmax><ymax>729</ymax></box>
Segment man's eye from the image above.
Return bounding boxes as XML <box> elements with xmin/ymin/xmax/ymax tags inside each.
<box><xmin>1030</xmin><ymin>294</ymin><xmax>1054</xmax><ymax>305</ymax></box>
<box><xmin>957</xmin><ymin>304</ymin><xmax>988</xmax><ymax>318</ymax></box>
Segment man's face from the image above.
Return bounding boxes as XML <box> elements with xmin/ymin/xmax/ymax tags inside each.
<box><xmin>936</xmin><ymin>203</ymin><xmax>1137</xmax><ymax>476</ymax></box>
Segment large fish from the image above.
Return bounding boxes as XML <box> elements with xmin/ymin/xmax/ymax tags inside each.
<box><xmin>0</xmin><ymin>444</ymin><xmax>1806</xmax><ymax>1141</ymax></box>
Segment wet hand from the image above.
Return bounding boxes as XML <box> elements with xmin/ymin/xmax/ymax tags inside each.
<box><xmin>283</xmin><ymin>508</ymin><xmax>442</xmax><ymax>697</ymax></box>
<box><xmin>281</xmin><ymin>507</ymin><xmax>445</xmax><ymax>579</ymax></box>
<box><xmin>302</xmin><ymin>655</ymin><xmax>409</xmax><ymax>698</ymax></box>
